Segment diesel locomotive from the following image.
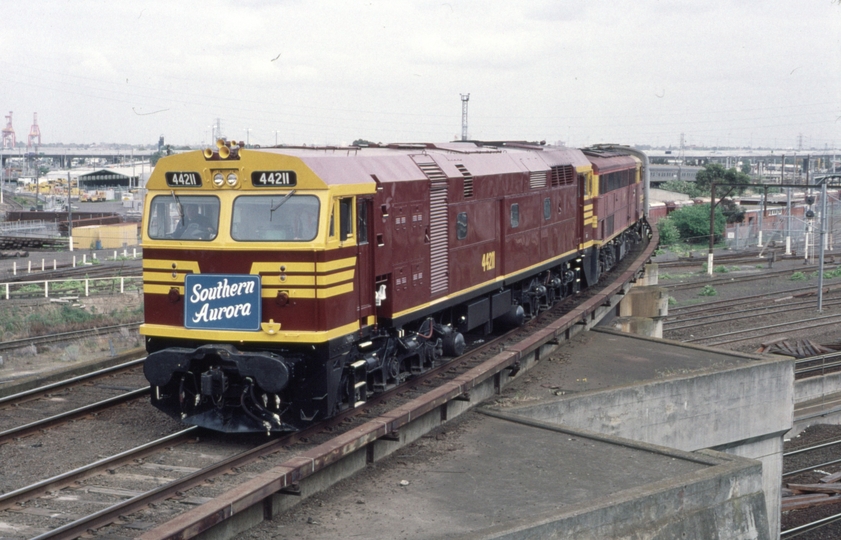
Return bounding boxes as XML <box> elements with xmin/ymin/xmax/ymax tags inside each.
<box><xmin>140</xmin><ymin>140</ymin><xmax>648</xmax><ymax>433</ymax></box>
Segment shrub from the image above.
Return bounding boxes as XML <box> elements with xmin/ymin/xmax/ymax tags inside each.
<box><xmin>657</xmin><ymin>218</ymin><xmax>681</xmax><ymax>245</ymax></box>
<box><xmin>699</xmin><ymin>285</ymin><xmax>718</xmax><ymax>296</ymax></box>
<box><xmin>790</xmin><ymin>272</ymin><xmax>808</xmax><ymax>281</ymax></box>
<box><xmin>668</xmin><ymin>204</ymin><xmax>726</xmax><ymax>243</ymax></box>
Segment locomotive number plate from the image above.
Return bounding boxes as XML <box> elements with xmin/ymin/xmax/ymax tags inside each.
<box><xmin>184</xmin><ymin>274</ymin><xmax>262</xmax><ymax>331</ymax></box>
<box><xmin>165</xmin><ymin>172</ymin><xmax>202</xmax><ymax>187</ymax></box>
<box><xmin>252</xmin><ymin>170</ymin><xmax>297</xmax><ymax>187</ymax></box>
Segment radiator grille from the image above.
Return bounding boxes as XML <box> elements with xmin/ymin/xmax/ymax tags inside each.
<box><xmin>413</xmin><ymin>157</ymin><xmax>449</xmax><ymax>295</ymax></box>
<box><xmin>455</xmin><ymin>164</ymin><xmax>474</xmax><ymax>198</ymax></box>
<box><xmin>550</xmin><ymin>165</ymin><xmax>575</xmax><ymax>186</ymax></box>
<box><xmin>530</xmin><ymin>171</ymin><xmax>547</xmax><ymax>189</ymax></box>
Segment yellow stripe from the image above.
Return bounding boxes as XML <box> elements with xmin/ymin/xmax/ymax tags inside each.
<box><xmin>389</xmin><ymin>247</ymin><xmax>580</xmax><ymax>320</ymax></box>
<box><xmin>262</xmin><ymin>275</ymin><xmax>315</xmax><ymax>286</ymax></box>
<box><xmin>259</xmin><ymin>282</ymin><xmax>355</xmax><ymax>298</ymax></box>
<box><xmin>250</xmin><ymin>262</ymin><xmax>315</xmax><ymax>273</ymax></box>
<box><xmin>144</xmin><ymin>284</ymin><xmax>184</xmax><ymax>294</ymax></box>
<box><xmin>140</xmin><ymin>320</ymin><xmax>361</xmax><ymax>344</ymax></box>
<box><xmin>316</xmin><ymin>269</ymin><xmax>355</xmax><ymax>286</ymax></box>
<box><xmin>261</xmin><ymin>287</ymin><xmax>315</xmax><ymax>299</ymax></box>
<box><xmin>316</xmin><ymin>257</ymin><xmax>356</xmax><ymax>272</ymax></box>
<box><xmin>317</xmin><ymin>282</ymin><xmax>354</xmax><ymax>298</ymax></box>
<box><xmin>143</xmin><ymin>260</ymin><xmax>201</xmax><ymax>273</ymax></box>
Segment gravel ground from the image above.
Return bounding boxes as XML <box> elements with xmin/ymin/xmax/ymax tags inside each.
<box><xmin>661</xmin><ymin>255</ymin><xmax>841</xmax><ymax>354</ymax></box>
<box><xmin>4</xmin><ymin>247</ymin><xmax>841</xmax><ymax>538</ymax></box>
<box><xmin>782</xmin><ymin>424</ymin><xmax>841</xmax><ymax>539</ymax></box>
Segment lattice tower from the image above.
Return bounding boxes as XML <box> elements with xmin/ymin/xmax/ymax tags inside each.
<box><xmin>27</xmin><ymin>113</ymin><xmax>41</xmax><ymax>151</ymax></box>
<box><xmin>460</xmin><ymin>94</ymin><xmax>470</xmax><ymax>141</ymax></box>
<box><xmin>1</xmin><ymin>111</ymin><xmax>15</xmax><ymax>149</ymax></box>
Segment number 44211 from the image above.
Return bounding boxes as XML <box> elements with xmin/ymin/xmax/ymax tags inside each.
<box><xmin>481</xmin><ymin>251</ymin><xmax>496</xmax><ymax>272</ymax></box>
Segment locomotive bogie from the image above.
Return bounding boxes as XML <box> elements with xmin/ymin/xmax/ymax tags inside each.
<box><xmin>141</xmin><ymin>141</ymin><xmax>647</xmax><ymax>433</ymax></box>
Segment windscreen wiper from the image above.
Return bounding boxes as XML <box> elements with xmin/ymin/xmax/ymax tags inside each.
<box><xmin>269</xmin><ymin>190</ymin><xmax>296</xmax><ymax>221</ymax></box>
<box><xmin>171</xmin><ymin>190</ymin><xmax>184</xmax><ymax>219</ymax></box>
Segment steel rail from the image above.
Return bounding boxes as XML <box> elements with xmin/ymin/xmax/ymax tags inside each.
<box><xmin>782</xmin><ymin>455</ymin><xmax>841</xmax><ymax>479</ymax></box>
<box><xmin>23</xmin><ymin>329</ymin><xmax>523</xmax><ymax>540</ymax></box>
<box><xmin>667</xmin><ymin>284</ymin><xmax>833</xmax><ymax>314</ymax></box>
<box><xmin>666</xmin><ymin>299</ymin><xmax>841</xmax><ymax>330</ymax></box>
<box><xmin>0</xmin><ymin>386</ymin><xmax>150</xmax><ymax>445</ymax></box>
<box><xmin>684</xmin><ymin>314</ymin><xmax>841</xmax><ymax>345</ymax></box>
<box><xmin>784</xmin><ymin>436</ymin><xmax>841</xmax><ymax>458</ymax></box>
<box><xmin>0</xmin><ymin>428</ymin><xmax>198</xmax><ymax>511</ymax></box>
<box><xmin>781</xmin><ymin>510</ymin><xmax>841</xmax><ymax>538</ymax></box>
<box><xmin>136</xmin><ymin>229</ymin><xmax>659</xmax><ymax>540</ymax></box>
<box><xmin>0</xmin><ymin>357</ymin><xmax>145</xmax><ymax>404</ymax></box>
<box><xmin>665</xmin><ymin>266</ymin><xmax>841</xmax><ymax>291</ymax></box>
<box><xmin>0</xmin><ymin>322</ymin><xmax>141</xmax><ymax>352</ymax></box>
<box><xmin>2</xmin><ymin>259</ymin><xmax>142</xmax><ymax>281</ymax></box>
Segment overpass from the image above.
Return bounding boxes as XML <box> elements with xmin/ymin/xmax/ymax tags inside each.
<box><xmin>0</xmin><ymin>146</ymin><xmax>157</xmax><ymax>172</ymax></box>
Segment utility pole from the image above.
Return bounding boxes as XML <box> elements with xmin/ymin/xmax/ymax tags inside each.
<box><xmin>67</xmin><ymin>169</ymin><xmax>73</xmax><ymax>252</ymax></box>
<box><xmin>460</xmin><ymin>94</ymin><xmax>470</xmax><ymax>141</ymax></box>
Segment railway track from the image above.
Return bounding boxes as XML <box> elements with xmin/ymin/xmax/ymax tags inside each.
<box><xmin>0</xmin><ymin>311</ymin><xmax>536</xmax><ymax>538</ymax></box>
<box><xmin>3</xmin><ymin>259</ymin><xmax>143</xmax><ymax>283</ymax></box>
<box><xmin>682</xmin><ymin>313</ymin><xmax>841</xmax><ymax>348</ymax></box>
<box><xmin>658</xmin><ymin>248</ymin><xmax>788</xmax><ymax>268</ymax></box>
<box><xmin>781</xmin><ymin>426</ymin><xmax>841</xmax><ymax>538</ymax></box>
<box><xmin>664</xmin><ymin>265</ymin><xmax>841</xmax><ymax>292</ymax></box>
<box><xmin>0</xmin><ymin>322</ymin><xmax>141</xmax><ymax>355</ymax></box>
<box><xmin>0</xmin><ymin>358</ymin><xmax>147</xmax><ymax>443</ymax></box>
<box><xmin>0</xmin><ymin>232</ymin><xmax>656</xmax><ymax>539</ymax></box>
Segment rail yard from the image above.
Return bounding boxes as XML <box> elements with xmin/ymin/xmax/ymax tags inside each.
<box><xmin>3</xmin><ymin>176</ymin><xmax>841</xmax><ymax>538</ymax></box>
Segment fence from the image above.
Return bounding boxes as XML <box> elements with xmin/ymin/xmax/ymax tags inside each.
<box><xmin>5</xmin><ymin>249</ymin><xmax>142</xmax><ymax>276</ymax></box>
<box><xmin>0</xmin><ymin>275</ymin><xmax>143</xmax><ymax>301</ymax></box>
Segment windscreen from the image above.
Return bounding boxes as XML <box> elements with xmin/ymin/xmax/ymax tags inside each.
<box><xmin>232</xmin><ymin>194</ymin><xmax>320</xmax><ymax>241</ymax></box>
<box><xmin>148</xmin><ymin>195</ymin><xmax>219</xmax><ymax>241</ymax></box>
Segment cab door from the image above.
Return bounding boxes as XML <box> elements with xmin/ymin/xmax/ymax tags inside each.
<box><xmin>356</xmin><ymin>198</ymin><xmax>375</xmax><ymax>326</ymax></box>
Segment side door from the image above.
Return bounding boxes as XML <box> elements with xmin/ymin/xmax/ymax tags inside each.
<box><xmin>356</xmin><ymin>198</ymin><xmax>375</xmax><ymax>326</ymax></box>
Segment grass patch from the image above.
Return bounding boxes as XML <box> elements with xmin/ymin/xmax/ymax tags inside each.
<box><xmin>790</xmin><ymin>272</ymin><xmax>809</xmax><ymax>281</ymax></box>
<box><xmin>660</xmin><ymin>272</ymin><xmax>695</xmax><ymax>280</ymax></box>
<box><xmin>698</xmin><ymin>285</ymin><xmax>718</xmax><ymax>296</ymax></box>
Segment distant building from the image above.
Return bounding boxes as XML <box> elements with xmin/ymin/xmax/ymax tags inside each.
<box><xmin>649</xmin><ymin>164</ymin><xmax>702</xmax><ymax>186</ymax></box>
<box><xmin>77</xmin><ymin>169</ymin><xmax>136</xmax><ymax>189</ymax></box>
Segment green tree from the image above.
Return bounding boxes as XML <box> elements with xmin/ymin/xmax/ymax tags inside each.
<box><xmin>668</xmin><ymin>203</ymin><xmax>726</xmax><ymax>243</ymax></box>
<box><xmin>660</xmin><ymin>179</ymin><xmax>703</xmax><ymax>198</ymax></box>
<box><xmin>718</xmin><ymin>198</ymin><xmax>745</xmax><ymax>224</ymax></box>
<box><xmin>656</xmin><ymin>217</ymin><xmax>680</xmax><ymax>245</ymax></box>
<box><xmin>694</xmin><ymin>163</ymin><xmax>751</xmax><ymax>196</ymax></box>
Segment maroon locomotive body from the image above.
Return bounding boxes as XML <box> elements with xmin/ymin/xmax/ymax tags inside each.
<box><xmin>141</xmin><ymin>140</ymin><xmax>648</xmax><ymax>433</ymax></box>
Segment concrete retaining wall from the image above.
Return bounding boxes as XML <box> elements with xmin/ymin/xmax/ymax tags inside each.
<box><xmin>505</xmin><ymin>346</ymin><xmax>792</xmax><ymax>538</ymax></box>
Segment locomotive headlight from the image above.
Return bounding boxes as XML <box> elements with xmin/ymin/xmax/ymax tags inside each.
<box><xmin>226</xmin><ymin>172</ymin><xmax>238</xmax><ymax>186</ymax></box>
<box><xmin>213</xmin><ymin>173</ymin><xmax>225</xmax><ymax>187</ymax></box>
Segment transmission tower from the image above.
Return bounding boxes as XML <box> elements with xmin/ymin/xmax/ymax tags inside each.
<box><xmin>1</xmin><ymin>111</ymin><xmax>15</xmax><ymax>149</ymax></box>
<box><xmin>460</xmin><ymin>94</ymin><xmax>470</xmax><ymax>141</ymax></box>
<box><xmin>27</xmin><ymin>113</ymin><xmax>41</xmax><ymax>151</ymax></box>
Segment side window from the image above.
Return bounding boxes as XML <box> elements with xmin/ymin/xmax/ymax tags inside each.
<box><xmin>510</xmin><ymin>203</ymin><xmax>520</xmax><ymax>229</ymax></box>
<box><xmin>543</xmin><ymin>198</ymin><xmax>551</xmax><ymax>220</ymax></box>
<box><xmin>339</xmin><ymin>197</ymin><xmax>353</xmax><ymax>241</ymax></box>
<box><xmin>456</xmin><ymin>212</ymin><xmax>468</xmax><ymax>240</ymax></box>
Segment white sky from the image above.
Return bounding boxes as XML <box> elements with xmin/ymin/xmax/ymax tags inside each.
<box><xmin>1</xmin><ymin>0</ymin><xmax>839</xmax><ymax>149</ymax></box>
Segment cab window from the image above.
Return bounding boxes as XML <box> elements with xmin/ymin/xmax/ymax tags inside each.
<box><xmin>231</xmin><ymin>194</ymin><xmax>320</xmax><ymax>241</ymax></box>
<box><xmin>339</xmin><ymin>197</ymin><xmax>353</xmax><ymax>241</ymax></box>
<box><xmin>148</xmin><ymin>195</ymin><xmax>219</xmax><ymax>241</ymax></box>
